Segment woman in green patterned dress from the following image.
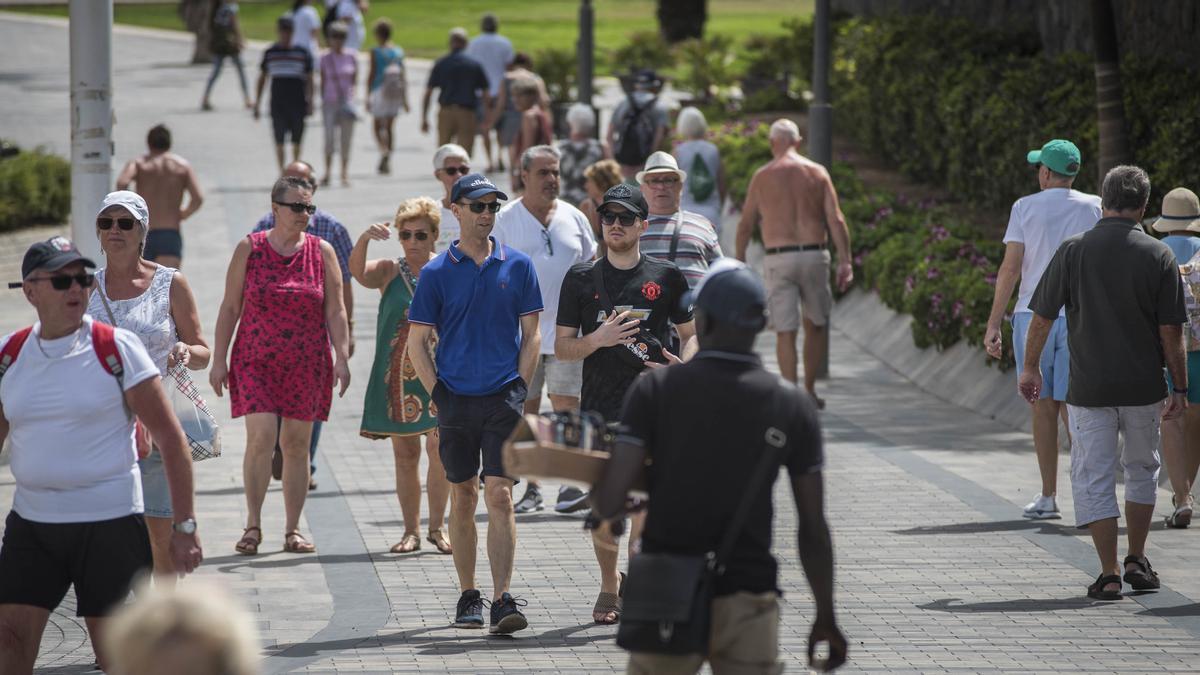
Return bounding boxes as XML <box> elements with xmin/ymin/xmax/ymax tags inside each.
<box><xmin>350</xmin><ymin>197</ymin><xmax>452</xmax><ymax>554</ymax></box>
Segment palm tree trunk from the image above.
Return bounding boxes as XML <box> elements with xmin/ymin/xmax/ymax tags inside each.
<box><xmin>179</xmin><ymin>0</ymin><xmax>215</xmax><ymax>64</ymax></box>
<box><xmin>1091</xmin><ymin>0</ymin><xmax>1130</xmax><ymax>181</ymax></box>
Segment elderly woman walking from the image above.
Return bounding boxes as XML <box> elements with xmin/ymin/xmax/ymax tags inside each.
<box><xmin>320</xmin><ymin>21</ymin><xmax>359</xmax><ymax>187</ymax></box>
<box><xmin>674</xmin><ymin>106</ymin><xmax>726</xmax><ymax>233</ymax></box>
<box><xmin>556</xmin><ymin>103</ymin><xmax>608</xmax><ymax>207</ymax></box>
<box><xmin>351</xmin><ymin>197</ymin><xmax>452</xmax><ymax>555</ymax></box>
<box><xmin>210</xmin><ymin>175</ymin><xmax>351</xmax><ymax>555</ymax></box>
<box><xmin>88</xmin><ymin>190</ymin><xmax>211</xmax><ymax>585</ymax></box>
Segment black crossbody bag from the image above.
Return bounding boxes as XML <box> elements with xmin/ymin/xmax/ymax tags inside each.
<box><xmin>617</xmin><ymin>423</ymin><xmax>788</xmax><ymax>654</ymax></box>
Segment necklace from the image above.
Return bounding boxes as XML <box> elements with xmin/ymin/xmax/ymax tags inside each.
<box><xmin>35</xmin><ymin>324</ymin><xmax>84</xmax><ymax>359</ymax></box>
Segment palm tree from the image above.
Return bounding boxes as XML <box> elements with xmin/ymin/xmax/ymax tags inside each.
<box><xmin>1091</xmin><ymin>0</ymin><xmax>1130</xmax><ymax>180</ymax></box>
<box><xmin>179</xmin><ymin>0</ymin><xmax>215</xmax><ymax>64</ymax></box>
<box><xmin>656</xmin><ymin>0</ymin><xmax>707</xmax><ymax>43</ymax></box>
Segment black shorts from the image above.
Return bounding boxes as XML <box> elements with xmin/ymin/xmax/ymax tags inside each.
<box><xmin>0</xmin><ymin>511</ymin><xmax>152</xmax><ymax>617</ymax></box>
<box><xmin>432</xmin><ymin>378</ymin><xmax>526</xmax><ymax>484</ymax></box>
<box><xmin>272</xmin><ymin>112</ymin><xmax>306</xmax><ymax>145</ymax></box>
<box><xmin>143</xmin><ymin>229</ymin><xmax>183</xmax><ymax>261</ymax></box>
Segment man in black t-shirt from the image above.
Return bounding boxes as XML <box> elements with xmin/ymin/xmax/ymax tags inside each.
<box><xmin>555</xmin><ymin>183</ymin><xmax>695</xmax><ymax>624</ymax></box>
<box><xmin>253</xmin><ymin>16</ymin><xmax>315</xmax><ymax>170</ymax></box>
<box><xmin>592</xmin><ymin>259</ymin><xmax>846</xmax><ymax>673</ymax></box>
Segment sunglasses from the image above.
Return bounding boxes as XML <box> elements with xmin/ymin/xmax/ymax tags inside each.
<box><xmin>460</xmin><ymin>201</ymin><xmax>502</xmax><ymax>214</ymax></box>
<box><xmin>599</xmin><ymin>210</ymin><xmax>638</xmax><ymax>227</ymax></box>
<box><xmin>274</xmin><ymin>200</ymin><xmax>317</xmax><ymax>215</ymax></box>
<box><xmin>97</xmin><ymin>217</ymin><xmax>138</xmax><ymax>231</ymax></box>
<box><xmin>26</xmin><ymin>273</ymin><xmax>95</xmax><ymax>290</ymax></box>
<box><xmin>644</xmin><ymin>177</ymin><xmax>680</xmax><ymax>188</ymax></box>
<box><xmin>398</xmin><ymin>230</ymin><xmax>430</xmax><ymax>241</ymax></box>
<box><xmin>441</xmin><ymin>166</ymin><xmax>471</xmax><ymax>176</ymax></box>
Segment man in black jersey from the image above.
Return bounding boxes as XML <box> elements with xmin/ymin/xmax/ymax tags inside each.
<box><xmin>555</xmin><ymin>183</ymin><xmax>696</xmax><ymax>624</ymax></box>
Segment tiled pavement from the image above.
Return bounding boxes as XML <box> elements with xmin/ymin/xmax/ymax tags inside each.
<box><xmin>3</xmin><ymin>12</ymin><xmax>1200</xmax><ymax>674</ymax></box>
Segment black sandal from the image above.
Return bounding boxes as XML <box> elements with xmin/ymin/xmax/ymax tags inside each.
<box><xmin>1087</xmin><ymin>574</ymin><xmax>1122</xmax><ymax>600</ymax></box>
<box><xmin>1123</xmin><ymin>555</ymin><xmax>1161</xmax><ymax>591</ymax></box>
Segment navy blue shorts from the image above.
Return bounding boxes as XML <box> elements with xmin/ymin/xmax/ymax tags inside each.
<box><xmin>432</xmin><ymin>378</ymin><xmax>526</xmax><ymax>484</ymax></box>
<box><xmin>143</xmin><ymin>229</ymin><xmax>183</xmax><ymax>261</ymax></box>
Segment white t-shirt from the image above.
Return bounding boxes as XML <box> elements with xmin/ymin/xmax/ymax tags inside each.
<box><xmin>1003</xmin><ymin>187</ymin><xmax>1102</xmax><ymax>314</ymax></box>
<box><xmin>437</xmin><ymin>205</ymin><xmax>461</xmax><ymax>252</ymax></box>
<box><xmin>0</xmin><ymin>315</ymin><xmax>159</xmax><ymax>523</ymax></box>
<box><xmin>465</xmin><ymin>33</ymin><xmax>514</xmax><ymax>96</ymax></box>
<box><xmin>494</xmin><ymin>198</ymin><xmax>598</xmax><ymax>354</ymax></box>
<box><xmin>289</xmin><ymin>4</ymin><xmax>322</xmax><ymax>61</ymax></box>
<box><xmin>334</xmin><ymin>0</ymin><xmax>365</xmax><ymax>51</ymax></box>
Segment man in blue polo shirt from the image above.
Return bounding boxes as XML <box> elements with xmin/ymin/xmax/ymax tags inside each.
<box><xmin>407</xmin><ymin>172</ymin><xmax>542</xmax><ymax>635</ymax></box>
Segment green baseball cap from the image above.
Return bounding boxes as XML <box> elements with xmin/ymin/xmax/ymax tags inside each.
<box><xmin>1026</xmin><ymin>139</ymin><xmax>1081</xmax><ymax>176</ymax></box>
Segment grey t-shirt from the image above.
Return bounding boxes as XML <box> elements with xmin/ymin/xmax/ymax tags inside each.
<box><xmin>1030</xmin><ymin>217</ymin><xmax>1187</xmax><ymax>407</ymax></box>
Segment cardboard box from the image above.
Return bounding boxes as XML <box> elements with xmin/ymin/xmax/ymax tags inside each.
<box><xmin>502</xmin><ymin>415</ymin><xmax>647</xmax><ymax>492</ymax></box>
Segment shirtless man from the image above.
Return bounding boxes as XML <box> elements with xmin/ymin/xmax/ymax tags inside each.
<box><xmin>735</xmin><ymin>119</ymin><xmax>852</xmax><ymax>408</ymax></box>
<box><xmin>116</xmin><ymin>124</ymin><xmax>204</xmax><ymax>269</ymax></box>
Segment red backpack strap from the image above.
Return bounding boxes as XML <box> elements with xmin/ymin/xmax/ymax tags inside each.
<box><xmin>0</xmin><ymin>326</ymin><xmax>34</xmax><ymax>382</ymax></box>
<box><xmin>91</xmin><ymin>320</ymin><xmax>125</xmax><ymax>383</ymax></box>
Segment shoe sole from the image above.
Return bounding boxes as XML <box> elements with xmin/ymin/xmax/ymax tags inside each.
<box><xmin>515</xmin><ymin>504</ymin><xmax>545</xmax><ymax>514</ymax></box>
<box><xmin>1022</xmin><ymin>511</ymin><xmax>1062</xmax><ymax>520</ymax></box>
<box><xmin>489</xmin><ymin>614</ymin><xmax>528</xmax><ymax>634</ymax></box>
<box><xmin>453</xmin><ymin>619</ymin><xmax>485</xmax><ymax>629</ymax></box>
<box><xmin>1123</xmin><ymin>573</ymin><xmax>1161</xmax><ymax>591</ymax></box>
<box><xmin>555</xmin><ymin>498</ymin><xmax>591</xmax><ymax>514</ymax></box>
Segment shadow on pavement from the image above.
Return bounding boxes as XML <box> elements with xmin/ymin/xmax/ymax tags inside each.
<box><xmin>1137</xmin><ymin>604</ymin><xmax>1200</xmax><ymax>617</ymax></box>
<box><xmin>919</xmin><ymin>597</ymin><xmax>1107</xmax><ymax>613</ymax></box>
<box><xmin>266</xmin><ymin>621</ymin><xmax>610</xmax><ymax>659</ymax></box>
<box><xmin>205</xmin><ymin>551</ymin><xmax>380</xmax><ymax>571</ymax></box>
<box><xmin>894</xmin><ymin>519</ymin><xmax>1168</xmax><ymax>537</ymax></box>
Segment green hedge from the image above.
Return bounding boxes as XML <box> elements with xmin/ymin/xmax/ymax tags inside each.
<box><xmin>0</xmin><ymin>144</ymin><xmax>71</xmax><ymax>233</ymax></box>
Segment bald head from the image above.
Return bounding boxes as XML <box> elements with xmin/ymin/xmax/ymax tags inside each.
<box><xmin>283</xmin><ymin>161</ymin><xmax>317</xmax><ymax>191</ymax></box>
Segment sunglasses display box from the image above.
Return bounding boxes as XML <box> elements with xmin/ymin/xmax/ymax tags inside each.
<box><xmin>501</xmin><ymin>414</ymin><xmax>647</xmax><ymax>494</ymax></box>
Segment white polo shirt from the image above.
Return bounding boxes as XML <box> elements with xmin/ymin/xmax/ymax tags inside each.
<box><xmin>494</xmin><ymin>198</ymin><xmax>598</xmax><ymax>354</ymax></box>
<box><xmin>0</xmin><ymin>315</ymin><xmax>159</xmax><ymax>523</ymax></box>
<box><xmin>437</xmin><ymin>205</ymin><xmax>461</xmax><ymax>253</ymax></box>
<box><xmin>1003</xmin><ymin>187</ymin><xmax>1102</xmax><ymax>314</ymax></box>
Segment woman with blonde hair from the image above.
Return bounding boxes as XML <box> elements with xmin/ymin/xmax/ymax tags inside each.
<box><xmin>579</xmin><ymin>158</ymin><xmax>623</xmax><ymax>254</ymax></box>
<box><xmin>351</xmin><ymin>196</ymin><xmax>452</xmax><ymax>554</ymax></box>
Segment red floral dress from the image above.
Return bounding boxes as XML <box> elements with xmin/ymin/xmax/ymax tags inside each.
<box><xmin>230</xmin><ymin>231</ymin><xmax>333</xmax><ymax>421</ymax></box>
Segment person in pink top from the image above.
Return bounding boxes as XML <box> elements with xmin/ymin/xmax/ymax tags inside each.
<box><xmin>210</xmin><ymin>175</ymin><xmax>351</xmax><ymax>555</ymax></box>
<box><xmin>320</xmin><ymin>21</ymin><xmax>359</xmax><ymax>187</ymax></box>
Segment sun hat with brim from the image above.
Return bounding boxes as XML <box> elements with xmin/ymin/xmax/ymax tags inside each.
<box><xmin>1152</xmin><ymin>187</ymin><xmax>1200</xmax><ymax>234</ymax></box>
<box><xmin>96</xmin><ymin>190</ymin><xmax>150</xmax><ymax>229</ymax></box>
<box><xmin>635</xmin><ymin>151</ymin><xmax>687</xmax><ymax>184</ymax></box>
<box><xmin>7</xmin><ymin>236</ymin><xmax>97</xmax><ymax>288</ymax></box>
<box><xmin>1026</xmin><ymin>139</ymin><xmax>1081</xmax><ymax>177</ymax></box>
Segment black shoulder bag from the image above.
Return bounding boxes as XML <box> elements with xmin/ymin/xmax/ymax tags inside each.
<box><xmin>617</xmin><ymin>423</ymin><xmax>788</xmax><ymax>654</ymax></box>
<box><xmin>591</xmin><ymin>261</ymin><xmax>665</xmax><ymax>368</ymax></box>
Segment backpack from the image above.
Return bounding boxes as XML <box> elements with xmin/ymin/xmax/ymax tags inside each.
<box><xmin>687</xmin><ymin>152</ymin><xmax>716</xmax><ymax>202</ymax></box>
<box><xmin>0</xmin><ymin>321</ymin><xmax>151</xmax><ymax>459</ymax></box>
<box><xmin>381</xmin><ymin>57</ymin><xmax>405</xmax><ymax>103</ymax></box>
<box><xmin>614</xmin><ymin>96</ymin><xmax>659</xmax><ymax>167</ymax></box>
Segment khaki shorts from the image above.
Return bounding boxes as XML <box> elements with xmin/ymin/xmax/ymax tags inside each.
<box><xmin>764</xmin><ymin>249</ymin><xmax>832</xmax><ymax>331</ymax></box>
<box><xmin>528</xmin><ymin>354</ymin><xmax>583</xmax><ymax>399</ymax></box>
<box><xmin>626</xmin><ymin>591</ymin><xmax>782</xmax><ymax>675</ymax></box>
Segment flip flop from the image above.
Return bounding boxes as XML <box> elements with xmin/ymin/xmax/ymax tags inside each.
<box><xmin>426</xmin><ymin>529</ymin><xmax>453</xmax><ymax>554</ymax></box>
<box><xmin>389</xmin><ymin>532</ymin><xmax>421</xmax><ymax>554</ymax></box>
<box><xmin>234</xmin><ymin>526</ymin><xmax>261</xmax><ymax>556</ymax></box>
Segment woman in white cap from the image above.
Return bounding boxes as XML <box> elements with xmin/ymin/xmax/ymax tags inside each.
<box><xmin>87</xmin><ymin>190</ymin><xmax>211</xmax><ymax>585</ymax></box>
<box><xmin>1155</xmin><ymin>187</ymin><xmax>1200</xmax><ymax>528</ymax></box>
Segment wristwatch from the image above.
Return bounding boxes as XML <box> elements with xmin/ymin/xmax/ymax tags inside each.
<box><xmin>172</xmin><ymin>518</ymin><xmax>197</xmax><ymax>535</ymax></box>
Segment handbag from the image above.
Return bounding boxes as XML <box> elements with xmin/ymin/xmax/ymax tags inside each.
<box><xmin>617</xmin><ymin>423</ymin><xmax>788</xmax><ymax>655</ymax></box>
<box><xmin>167</xmin><ymin>363</ymin><xmax>222</xmax><ymax>462</ymax></box>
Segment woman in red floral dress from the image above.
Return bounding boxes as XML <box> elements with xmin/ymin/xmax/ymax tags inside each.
<box><xmin>210</xmin><ymin>175</ymin><xmax>351</xmax><ymax>555</ymax></box>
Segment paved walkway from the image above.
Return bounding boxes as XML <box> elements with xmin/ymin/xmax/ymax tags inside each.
<box><xmin>3</xmin><ymin>12</ymin><xmax>1200</xmax><ymax>674</ymax></box>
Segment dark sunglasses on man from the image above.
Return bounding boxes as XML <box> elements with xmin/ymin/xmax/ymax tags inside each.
<box><xmin>274</xmin><ymin>200</ymin><xmax>317</xmax><ymax>215</ymax></box>
<box><xmin>398</xmin><ymin>231</ymin><xmax>430</xmax><ymax>241</ymax></box>
<box><xmin>97</xmin><ymin>216</ymin><xmax>138</xmax><ymax>231</ymax></box>
<box><xmin>21</xmin><ymin>273</ymin><xmax>96</xmax><ymax>291</ymax></box>
<box><xmin>440</xmin><ymin>166</ymin><xmax>471</xmax><ymax>176</ymax></box>
<box><xmin>599</xmin><ymin>210</ymin><xmax>638</xmax><ymax>227</ymax></box>
<box><xmin>460</xmin><ymin>201</ymin><xmax>502</xmax><ymax>214</ymax></box>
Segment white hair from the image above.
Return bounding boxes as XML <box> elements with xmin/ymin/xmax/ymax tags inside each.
<box><xmin>565</xmin><ymin>103</ymin><xmax>596</xmax><ymax>134</ymax></box>
<box><xmin>433</xmin><ymin>143</ymin><xmax>470</xmax><ymax>169</ymax></box>
<box><xmin>676</xmin><ymin>106</ymin><xmax>708</xmax><ymax>140</ymax></box>
<box><xmin>769</xmin><ymin>118</ymin><xmax>802</xmax><ymax>144</ymax></box>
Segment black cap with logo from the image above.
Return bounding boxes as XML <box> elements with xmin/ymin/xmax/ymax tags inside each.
<box><xmin>8</xmin><ymin>237</ymin><xmax>96</xmax><ymax>288</ymax></box>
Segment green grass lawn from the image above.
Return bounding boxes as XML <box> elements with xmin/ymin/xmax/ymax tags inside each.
<box><xmin>12</xmin><ymin>1</ymin><xmax>809</xmax><ymax>63</ymax></box>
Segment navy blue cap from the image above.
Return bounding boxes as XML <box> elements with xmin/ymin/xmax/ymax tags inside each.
<box><xmin>450</xmin><ymin>173</ymin><xmax>508</xmax><ymax>204</ymax></box>
<box><xmin>683</xmin><ymin>259</ymin><xmax>767</xmax><ymax>331</ymax></box>
<box><xmin>10</xmin><ymin>236</ymin><xmax>96</xmax><ymax>288</ymax></box>
<box><xmin>598</xmin><ymin>183</ymin><xmax>647</xmax><ymax>220</ymax></box>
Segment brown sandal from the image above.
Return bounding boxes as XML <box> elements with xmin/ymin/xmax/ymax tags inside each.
<box><xmin>389</xmin><ymin>532</ymin><xmax>421</xmax><ymax>554</ymax></box>
<box><xmin>235</xmin><ymin>527</ymin><xmax>262</xmax><ymax>556</ymax></box>
<box><xmin>426</xmin><ymin>529</ymin><xmax>453</xmax><ymax>554</ymax></box>
<box><xmin>283</xmin><ymin>531</ymin><xmax>316</xmax><ymax>553</ymax></box>
<box><xmin>592</xmin><ymin>572</ymin><xmax>626</xmax><ymax>624</ymax></box>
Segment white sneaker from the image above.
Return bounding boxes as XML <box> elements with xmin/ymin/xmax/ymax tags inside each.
<box><xmin>1022</xmin><ymin>494</ymin><xmax>1061</xmax><ymax>520</ymax></box>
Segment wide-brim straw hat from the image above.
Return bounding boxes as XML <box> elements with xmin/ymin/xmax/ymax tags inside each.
<box><xmin>1152</xmin><ymin>187</ymin><xmax>1200</xmax><ymax>233</ymax></box>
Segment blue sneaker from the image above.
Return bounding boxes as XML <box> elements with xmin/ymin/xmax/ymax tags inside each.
<box><xmin>454</xmin><ymin>589</ymin><xmax>485</xmax><ymax>628</ymax></box>
<box><xmin>489</xmin><ymin>592</ymin><xmax>529</xmax><ymax>634</ymax></box>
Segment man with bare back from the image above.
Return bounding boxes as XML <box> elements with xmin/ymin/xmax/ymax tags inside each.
<box><xmin>116</xmin><ymin>124</ymin><xmax>204</xmax><ymax>269</ymax></box>
<box><xmin>735</xmin><ymin>119</ymin><xmax>852</xmax><ymax>409</ymax></box>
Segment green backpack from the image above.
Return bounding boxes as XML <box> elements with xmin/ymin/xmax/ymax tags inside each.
<box><xmin>687</xmin><ymin>153</ymin><xmax>716</xmax><ymax>202</ymax></box>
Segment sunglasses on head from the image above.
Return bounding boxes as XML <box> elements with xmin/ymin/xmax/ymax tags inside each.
<box><xmin>460</xmin><ymin>201</ymin><xmax>502</xmax><ymax>214</ymax></box>
<box><xmin>398</xmin><ymin>230</ymin><xmax>430</xmax><ymax>241</ymax></box>
<box><xmin>97</xmin><ymin>216</ymin><xmax>138</xmax><ymax>231</ymax></box>
<box><xmin>599</xmin><ymin>210</ymin><xmax>638</xmax><ymax>227</ymax></box>
<box><xmin>274</xmin><ymin>200</ymin><xmax>317</xmax><ymax>215</ymax></box>
<box><xmin>441</xmin><ymin>166</ymin><xmax>470</xmax><ymax>176</ymax></box>
<box><xmin>27</xmin><ymin>273</ymin><xmax>95</xmax><ymax>290</ymax></box>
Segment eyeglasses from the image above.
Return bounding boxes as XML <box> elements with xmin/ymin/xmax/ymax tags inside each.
<box><xmin>26</xmin><ymin>273</ymin><xmax>95</xmax><ymax>290</ymax></box>
<box><xmin>398</xmin><ymin>230</ymin><xmax>430</xmax><ymax>241</ymax></box>
<box><xmin>644</xmin><ymin>177</ymin><xmax>680</xmax><ymax>188</ymax></box>
<box><xmin>441</xmin><ymin>166</ymin><xmax>471</xmax><ymax>176</ymax></box>
<box><xmin>460</xmin><ymin>201</ymin><xmax>502</xmax><ymax>214</ymax></box>
<box><xmin>97</xmin><ymin>217</ymin><xmax>137</xmax><ymax>231</ymax></box>
<box><xmin>599</xmin><ymin>210</ymin><xmax>638</xmax><ymax>227</ymax></box>
<box><xmin>540</xmin><ymin>228</ymin><xmax>554</xmax><ymax>256</ymax></box>
<box><xmin>274</xmin><ymin>200</ymin><xmax>317</xmax><ymax>215</ymax></box>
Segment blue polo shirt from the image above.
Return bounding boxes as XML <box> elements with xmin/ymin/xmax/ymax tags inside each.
<box><xmin>408</xmin><ymin>237</ymin><xmax>543</xmax><ymax>396</ymax></box>
<box><xmin>427</xmin><ymin>49</ymin><xmax>490</xmax><ymax>108</ymax></box>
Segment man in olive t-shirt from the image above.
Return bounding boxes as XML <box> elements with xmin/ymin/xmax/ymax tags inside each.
<box><xmin>1020</xmin><ymin>165</ymin><xmax>1187</xmax><ymax>601</ymax></box>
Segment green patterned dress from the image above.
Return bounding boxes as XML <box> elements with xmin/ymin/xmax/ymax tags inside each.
<box><xmin>360</xmin><ymin>259</ymin><xmax>437</xmax><ymax>438</ymax></box>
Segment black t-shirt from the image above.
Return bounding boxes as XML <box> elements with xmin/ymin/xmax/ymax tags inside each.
<box><xmin>427</xmin><ymin>50</ymin><xmax>490</xmax><ymax>108</ymax></box>
<box><xmin>556</xmin><ymin>255</ymin><xmax>692</xmax><ymax>421</ymax></box>
<box><xmin>260</xmin><ymin>44</ymin><xmax>313</xmax><ymax>115</ymax></box>
<box><xmin>1030</xmin><ymin>217</ymin><xmax>1187</xmax><ymax>406</ymax></box>
<box><xmin>619</xmin><ymin>351</ymin><xmax>824</xmax><ymax>596</ymax></box>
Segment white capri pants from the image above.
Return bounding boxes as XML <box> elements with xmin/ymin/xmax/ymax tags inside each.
<box><xmin>322</xmin><ymin>104</ymin><xmax>355</xmax><ymax>159</ymax></box>
<box><xmin>1068</xmin><ymin>402</ymin><xmax>1162</xmax><ymax>528</ymax></box>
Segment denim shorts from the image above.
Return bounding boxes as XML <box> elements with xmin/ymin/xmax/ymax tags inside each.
<box><xmin>432</xmin><ymin>378</ymin><xmax>526</xmax><ymax>484</ymax></box>
<box><xmin>1011</xmin><ymin>312</ymin><xmax>1069</xmax><ymax>401</ymax></box>
<box><xmin>139</xmin><ymin>449</ymin><xmax>173</xmax><ymax>518</ymax></box>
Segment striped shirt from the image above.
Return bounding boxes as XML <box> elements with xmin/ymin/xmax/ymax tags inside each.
<box><xmin>640</xmin><ymin>210</ymin><xmax>723</xmax><ymax>289</ymax></box>
<box><xmin>254</xmin><ymin>210</ymin><xmax>353</xmax><ymax>281</ymax></box>
<box><xmin>260</xmin><ymin>44</ymin><xmax>312</xmax><ymax>80</ymax></box>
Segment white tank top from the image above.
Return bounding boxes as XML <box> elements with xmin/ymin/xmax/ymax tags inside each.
<box><xmin>88</xmin><ymin>265</ymin><xmax>177</xmax><ymax>376</ymax></box>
